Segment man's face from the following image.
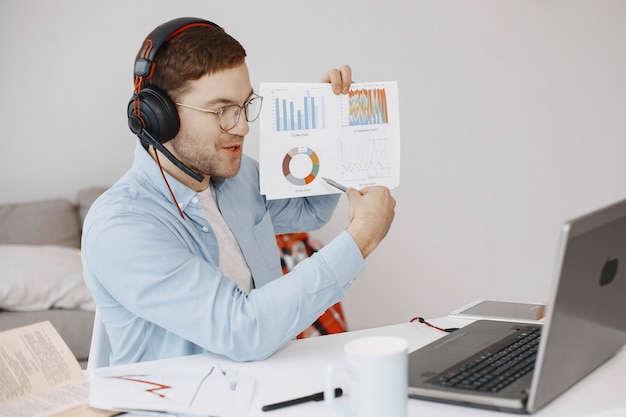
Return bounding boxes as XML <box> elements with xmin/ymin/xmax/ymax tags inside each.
<box><xmin>168</xmin><ymin>62</ymin><xmax>253</xmax><ymax>179</ymax></box>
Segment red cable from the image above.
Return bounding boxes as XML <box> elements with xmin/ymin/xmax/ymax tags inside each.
<box><xmin>410</xmin><ymin>317</ymin><xmax>459</xmax><ymax>333</ymax></box>
<box><xmin>155</xmin><ymin>150</ymin><xmax>185</xmax><ymax>220</ymax></box>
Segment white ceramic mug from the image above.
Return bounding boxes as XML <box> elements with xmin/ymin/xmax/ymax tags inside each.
<box><xmin>325</xmin><ymin>336</ymin><xmax>409</xmax><ymax>417</ymax></box>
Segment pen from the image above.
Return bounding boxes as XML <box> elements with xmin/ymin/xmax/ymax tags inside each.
<box><xmin>322</xmin><ymin>177</ymin><xmax>348</xmax><ymax>192</ymax></box>
<box><xmin>261</xmin><ymin>387</ymin><xmax>343</xmax><ymax>411</ymax></box>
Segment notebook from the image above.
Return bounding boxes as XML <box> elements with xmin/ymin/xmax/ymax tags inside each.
<box><xmin>408</xmin><ymin>197</ymin><xmax>626</xmax><ymax>413</ymax></box>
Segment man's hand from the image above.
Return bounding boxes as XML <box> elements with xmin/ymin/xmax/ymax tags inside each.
<box><xmin>320</xmin><ymin>65</ymin><xmax>352</xmax><ymax>94</ymax></box>
<box><xmin>345</xmin><ymin>186</ymin><xmax>396</xmax><ymax>258</ymax></box>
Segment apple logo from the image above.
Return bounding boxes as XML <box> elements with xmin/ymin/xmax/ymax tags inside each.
<box><xmin>600</xmin><ymin>257</ymin><xmax>619</xmax><ymax>286</ymax></box>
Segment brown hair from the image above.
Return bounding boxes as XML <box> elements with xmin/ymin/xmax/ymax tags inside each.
<box><xmin>139</xmin><ymin>25</ymin><xmax>247</xmax><ymax>101</ymax></box>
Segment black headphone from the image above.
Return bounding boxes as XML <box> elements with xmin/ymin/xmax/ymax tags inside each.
<box><xmin>127</xmin><ymin>17</ymin><xmax>222</xmax><ymax>182</ymax></box>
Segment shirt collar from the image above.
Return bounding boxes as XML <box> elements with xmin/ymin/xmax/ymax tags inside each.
<box><xmin>132</xmin><ymin>141</ymin><xmax>200</xmax><ymax>211</ymax></box>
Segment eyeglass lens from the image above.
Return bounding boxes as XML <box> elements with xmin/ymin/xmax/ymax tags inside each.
<box><xmin>221</xmin><ymin>96</ymin><xmax>263</xmax><ymax>130</ymax></box>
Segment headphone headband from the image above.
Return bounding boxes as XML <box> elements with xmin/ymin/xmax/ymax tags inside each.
<box><xmin>134</xmin><ymin>17</ymin><xmax>222</xmax><ymax>79</ymax></box>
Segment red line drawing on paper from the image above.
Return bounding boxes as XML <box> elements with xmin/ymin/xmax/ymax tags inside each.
<box><xmin>114</xmin><ymin>376</ymin><xmax>172</xmax><ymax>398</ymax></box>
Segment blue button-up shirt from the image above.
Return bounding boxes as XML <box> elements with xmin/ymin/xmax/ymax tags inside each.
<box><xmin>82</xmin><ymin>143</ymin><xmax>364</xmax><ymax>364</ymax></box>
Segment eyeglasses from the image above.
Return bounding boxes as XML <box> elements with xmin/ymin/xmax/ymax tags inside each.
<box><xmin>175</xmin><ymin>94</ymin><xmax>263</xmax><ymax>131</ymax></box>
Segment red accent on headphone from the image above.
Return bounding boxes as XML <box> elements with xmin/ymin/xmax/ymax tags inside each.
<box><xmin>132</xmin><ymin>22</ymin><xmax>217</xmax><ymax>121</ymax></box>
<box><xmin>166</xmin><ymin>22</ymin><xmax>216</xmax><ymax>42</ymax></box>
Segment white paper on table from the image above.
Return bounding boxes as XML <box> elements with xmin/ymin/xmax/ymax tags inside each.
<box><xmin>89</xmin><ymin>356</ymin><xmax>254</xmax><ymax>417</ymax></box>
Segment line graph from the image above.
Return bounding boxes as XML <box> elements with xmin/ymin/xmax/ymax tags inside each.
<box><xmin>339</xmin><ymin>137</ymin><xmax>392</xmax><ymax>181</ymax></box>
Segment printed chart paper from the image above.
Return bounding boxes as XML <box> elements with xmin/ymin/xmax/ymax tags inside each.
<box><xmin>259</xmin><ymin>82</ymin><xmax>400</xmax><ymax>200</ymax></box>
<box><xmin>89</xmin><ymin>354</ymin><xmax>255</xmax><ymax>417</ymax></box>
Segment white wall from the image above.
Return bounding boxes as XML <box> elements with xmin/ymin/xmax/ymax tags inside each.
<box><xmin>2</xmin><ymin>1</ymin><xmax>625</xmax><ymax>330</ymax></box>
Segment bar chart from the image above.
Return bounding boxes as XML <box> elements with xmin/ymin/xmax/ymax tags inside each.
<box><xmin>273</xmin><ymin>90</ymin><xmax>326</xmax><ymax>132</ymax></box>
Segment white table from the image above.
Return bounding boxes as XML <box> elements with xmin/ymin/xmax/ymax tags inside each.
<box><xmin>111</xmin><ymin>317</ymin><xmax>626</xmax><ymax>416</ymax></box>
<box><xmin>237</xmin><ymin>317</ymin><xmax>626</xmax><ymax>417</ymax></box>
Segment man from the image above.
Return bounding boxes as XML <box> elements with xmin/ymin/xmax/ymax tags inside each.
<box><xmin>82</xmin><ymin>17</ymin><xmax>395</xmax><ymax>365</ymax></box>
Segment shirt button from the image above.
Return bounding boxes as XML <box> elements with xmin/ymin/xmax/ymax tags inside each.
<box><xmin>349</xmin><ymin>279</ymin><xmax>355</xmax><ymax>285</ymax></box>
<box><xmin>191</xmin><ymin>197</ymin><xmax>199</xmax><ymax>204</ymax></box>
<box><xmin>178</xmin><ymin>202</ymin><xmax>184</xmax><ymax>209</ymax></box>
<box><xmin>201</xmin><ymin>227</ymin><xmax>209</xmax><ymax>233</ymax></box>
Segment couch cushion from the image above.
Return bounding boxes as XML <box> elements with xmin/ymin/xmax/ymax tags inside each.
<box><xmin>0</xmin><ymin>198</ymin><xmax>81</xmax><ymax>248</ymax></box>
<box><xmin>0</xmin><ymin>244</ymin><xmax>95</xmax><ymax>311</ymax></box>
<box><xmin>77</xmin><ymin>186</ymin><xmax>109</xmax><ymax>225</ymax></box>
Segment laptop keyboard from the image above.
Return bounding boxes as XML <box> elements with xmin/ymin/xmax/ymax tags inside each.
<box><xmin>431</xmin><ymin>327</ymin><xmax>541</xmax><ymax>393</ymax></box>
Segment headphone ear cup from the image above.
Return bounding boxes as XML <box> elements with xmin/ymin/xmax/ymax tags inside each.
<box><xmin>127</xmin><ymin>86</ymin><xmax>180</xmax><ymax>143</ymax></box>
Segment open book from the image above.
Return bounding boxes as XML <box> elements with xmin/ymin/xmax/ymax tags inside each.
<box><xmin>0</xmin><ymin>321</ymin><xmax>114</xmax><ymax>417</ymax></box>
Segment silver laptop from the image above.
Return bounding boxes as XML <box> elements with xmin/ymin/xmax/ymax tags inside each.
<box><xmin>408</xmin><ymin>197</ymin><xmax>626</xmax><ymax>413</ymax></box>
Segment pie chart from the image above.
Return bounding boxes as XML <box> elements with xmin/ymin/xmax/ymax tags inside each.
<box><xmin>282</xmin><ymin>147</ymin><xmax>320</xmax><ymax>186</ymax></box>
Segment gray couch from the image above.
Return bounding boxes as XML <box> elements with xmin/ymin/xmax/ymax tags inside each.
<box><xmin>0</xmin><ymin>187</ymin><xmax>107</xmax><ymax>367</ymax></box>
